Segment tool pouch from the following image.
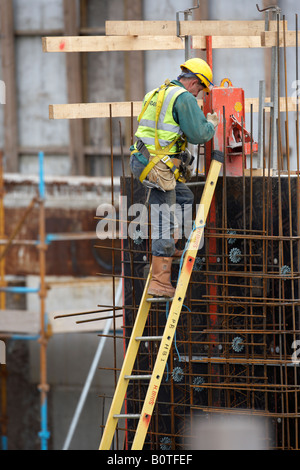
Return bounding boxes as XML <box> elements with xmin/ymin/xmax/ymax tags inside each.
<box><xmin>147</xmin><ymin>157</ymin><xmax>176</xmax><ymax>191</ymax></box>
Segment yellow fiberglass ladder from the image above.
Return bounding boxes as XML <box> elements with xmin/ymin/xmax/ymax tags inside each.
<box><xmin>99</xmin><ymin>150</ymin><xmax>224</xmax><ymax>450</ymax></box>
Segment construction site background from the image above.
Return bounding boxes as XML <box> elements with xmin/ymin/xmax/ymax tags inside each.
<box><xmin>0</xmin><ymin>0</ymin><xmax>300</xmax><ymax>450</ymax></box>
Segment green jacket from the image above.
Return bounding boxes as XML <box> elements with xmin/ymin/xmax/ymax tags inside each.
<box><xmin>131</xmin><ymin>79</ymin><xmax>215</xmax><ymax>165</ymax></box>
<box><xmin>171</xmin><ymin>79</ymin><xmax>215</xmax><ymax>144</ymax></box>
<box><xmin>135</xmin><ymin>82</ymin><xmax>187</xmax><ymax>156</ymax></box>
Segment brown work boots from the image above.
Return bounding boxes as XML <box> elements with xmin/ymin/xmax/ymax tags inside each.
<box><xmin>147</xmin><ymin>256</ymin><xmax>175</xmax><ymax>298</ymax></box>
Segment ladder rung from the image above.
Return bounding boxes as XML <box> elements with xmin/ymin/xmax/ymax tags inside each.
<box><xmin>99</xmin><ymin>155</ymin><xmax>223</xmax><ymax>451</ymax></box>
<box><xmin>113</xmin><ymin>414</ymin><xmax>141</xmax><ymax>419</ymax></box>
<box><xmin>124</xmin><ymin>374</ymin><xmax>152</xmax><ymax>380</ymax></box>
<box><xmin>146</xmin><ymin>297</ymin><xmax>173</xmax><ymax>303</ymax></box>
<box><xmin>135</xmin><ymin>335</ymin><xmax>163</xmax><ymax>341</ymax></box>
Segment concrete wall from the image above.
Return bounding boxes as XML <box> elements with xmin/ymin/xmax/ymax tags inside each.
<box><xmin>15</xmin><ymin>0</ymin><xmax>69</xmax><ymax>175</ymax></box>
<box><xmin>0</xmin><ymin>30</ymin><xmax>4</xmax><ymax>145</ymax></box>
<box><xmin>0</xmin><ymin>0</ymin><xmax>127</xmax><ymax>177</ymax></box>
<box><xmin>2</xmin><ymin>0</ymin><xmax>300</xmax><ymax>175</ymax></box>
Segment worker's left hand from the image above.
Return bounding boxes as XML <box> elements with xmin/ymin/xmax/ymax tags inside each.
<box><xmin>180</xmin><ymin>164</ymin><xmax>193</xmax><ymax>182</ymax></box>
<box><xmin>207</xmin><ymin>112</ymin><xmax>219</xmax><ymax>128</ymax></box>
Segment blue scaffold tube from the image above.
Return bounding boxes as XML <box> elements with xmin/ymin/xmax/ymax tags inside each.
<box><xmin>45</xmin><ymin>233</ymin><xmax>60</xmax><ymax>244</ymax></box>
<box><xmin>38</xmin><ymin>151</ymin><xmax>45</xmax><ymax>200</ymax></box>
<box><xmin>39</xmin><ymin>398</ymin><xmax>50</xmax><ymax>450</ymax></box>
<box><xmin>11</xmin><ymin>334</ymin><xmax>40</xmax><ymax>341</ymax></box>
<box><xmin>0</xmin><ymin>286</ymin><xmax>40</xmax><ymax>294</ymax></box>
<box><xmin>1</xmin><ymin>435</ymin><xmax>8</xmax><ymax>450</ymax></box>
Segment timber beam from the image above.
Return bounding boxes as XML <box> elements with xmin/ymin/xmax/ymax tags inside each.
<box><xmin>49</xmin><ymin>97</ymin><xmax>298</xmax><ymax>120</ymax></box>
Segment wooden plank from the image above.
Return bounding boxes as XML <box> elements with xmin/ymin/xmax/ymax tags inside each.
<box><xmin>105</xmin><ymin>20</ymin><xmax>285</xmax><ymax>37</ymax></box>
<box><xmin>0</xmin><ymin>310</ymin><xmax>40</xmax><ymax>334</ymax></box>
<box><xmin>193</xmin><ymin>36</ymin><xmax>262</xmax><ymax>49</ymax></box>
<box><xmin>42</xmin><ymin>35</ymin><xmax>185</xmax><ymax>52</ymax></box>
<box><xmin>49</xmin><ymin>102</ymin><xmax>143</xmax><ymax>119</ymax></box>
<box><xmin>42</xmin><ymin>34</ymin><xmax>265</xmax><ymax>53</ymax></box>
<box><xmin>49</xmin><ymin>97</ymin><xmax>298</xmax><ymax>120</ymax></box>
<box><xmin>261</xmin><ymin>30</ymin><xmax>300</xmax><ymax>47</ymax></box>
<box><xmin>247</xmin><ymin>97</ymin><xmax>298</xmax><ymax>113</ymax></box>
<box><xmin>244</xmin><ymin>169</ymin><xmax>273</xmax><ymax>177</ymax></box>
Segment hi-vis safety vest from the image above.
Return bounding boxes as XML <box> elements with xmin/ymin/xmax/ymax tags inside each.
<box><xmin>132</xmin><ymin>80</ymin><xmax>188</xmax><ymax>184</ymax></box>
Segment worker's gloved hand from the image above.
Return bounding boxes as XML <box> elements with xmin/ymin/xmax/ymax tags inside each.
<box><xmin>206</xmin><ymin>112</ymin><xmax>219</xmax><ymax>128</ymax></box>
<box><xmin>184</xmin><ymin>165</ymin><xmax>193</xmax><ymax>182</ymax></box>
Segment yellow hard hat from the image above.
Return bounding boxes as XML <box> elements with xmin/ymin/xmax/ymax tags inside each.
<box><xmin>180</xmin><ymin>58</ymin><xmax>214</xmax><ymax>92</ymax></box>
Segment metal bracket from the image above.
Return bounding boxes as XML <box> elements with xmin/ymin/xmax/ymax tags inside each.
<box><xmin>256</xmin><ymin>3</ymin><xmax>281</xmax><ymax>14</ymax></box>
<box><xmin>176</xmin><ymin>1</ymin><xmax>200</xmax><ymax>37</ymax></box>
<box><xmin>256</xmin><ymin>3</ymin><xmax>281</xmax><ymax>33</ymax></box>
<box><xmin>256</xmin><ymin>4</ymin><xmax>282</xmax><ymax>170</ymax></box>
<box><xmin>176</xmin><ymin>1</ymin><xmax>200</xmax><ymax>60</ymax></box>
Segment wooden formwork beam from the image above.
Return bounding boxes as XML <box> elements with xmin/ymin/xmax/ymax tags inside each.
<box><xmin>43</xmin><ymin>29</ymin><xmax>298</xmax><ymax>54</ymax></box>
<box><xmin>42</xmin><ymin>34</ymin><xmax>270</xmax><ymax>52</ymax></box>
<box><xmin>193</xmin><ymin>36</ymin><xmax>262</xmax><ymax>49</ymax></box>
<box><xmin>49</xmin><ymin>102</ymin><xmax>143</xmax><ymax>119</ymax></box>
<box><xmin>49</xmin><ymin>97</ymin><xmax>298</xmax><ymax>120</ymax></box>
<box><xmin>105</xmin><ymin>20</ymin><xmax>285</xmax><ymax>37</ymax></box>
<box><xmin>42</xmin><ymin>35</ymin><xmax>186</xmax><ymax>52</ymax></box>
<box><xmin>261</xmin><ymin>30</ymin><xmax>300</xmax><ymax>47</ymax></box>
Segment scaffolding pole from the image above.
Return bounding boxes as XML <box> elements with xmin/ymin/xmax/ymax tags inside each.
<box><xmin>62</xmin><ymin>279</ymin><xmax>123</xmax><ymax>450</ymax></box>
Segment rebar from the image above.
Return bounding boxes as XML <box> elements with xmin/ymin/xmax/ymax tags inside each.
<box><xmin>92</xmin><ymin>12</ymin><xmax>300</xmax><ymax>451</ymax></box>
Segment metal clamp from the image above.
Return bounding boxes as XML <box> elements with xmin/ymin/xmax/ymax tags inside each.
<box><xmin>176</xmin><ymin>1</ymin><xmax>200</xmax><ymax>38</ymax></box>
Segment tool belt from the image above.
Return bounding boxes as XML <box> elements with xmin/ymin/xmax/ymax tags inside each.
<box><xmin>132</xmin><ymin>140</ymin><xmax>189</xmax><ymax>191</ymax></box>
<box><xmin>132</xmin><ymin>140</ymin><xmax>194</xmax><ymax>190</ymax></box>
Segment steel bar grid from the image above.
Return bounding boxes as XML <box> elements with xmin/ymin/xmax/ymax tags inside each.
<box><xmin>96</xmin><ymin>124</ymin><xmax>300</xmax><ymax>449</ymax></box>
<box><xmin>93</xmin><ymin>13</ymin><xmax>300</xmax><ymax>451</ymax></box>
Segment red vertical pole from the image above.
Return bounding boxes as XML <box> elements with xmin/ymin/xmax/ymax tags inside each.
<box><xmin>206</xmin><ymin>36</ymin><xmax>213</xmax><ymax>69</ymax></box>
<box><xmin>205</xmin><ymin>36</ymin><xmax>220</xmax><ymax>407</ymax></box>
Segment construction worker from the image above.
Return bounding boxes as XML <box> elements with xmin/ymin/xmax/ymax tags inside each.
<box><xmin>130</xmin><ymin>58</ymin><xmax>218</xmax><ymax>298</ymax></box>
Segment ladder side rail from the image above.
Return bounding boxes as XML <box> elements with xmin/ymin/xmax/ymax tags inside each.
<box><xmin>99</xmin><ymin>269</ymin><xmax>153</xmax><ymax>450</ymax></box>
<box><xmin>131</xmin><ymin>157</ymin><xmax>223</xmax><ymax>449</ymax></box>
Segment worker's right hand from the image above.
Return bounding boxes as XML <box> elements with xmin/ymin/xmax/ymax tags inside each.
<box><xmin>206</xmin><ymin>112</ymin><xmax>219</xmax><ymax>128</ymax></box>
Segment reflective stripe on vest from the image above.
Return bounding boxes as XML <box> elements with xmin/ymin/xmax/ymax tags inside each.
<box><xmin>135</xmin><ymin>85</ymin><xmax>187</xmax><ymax>155</ymax></box>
